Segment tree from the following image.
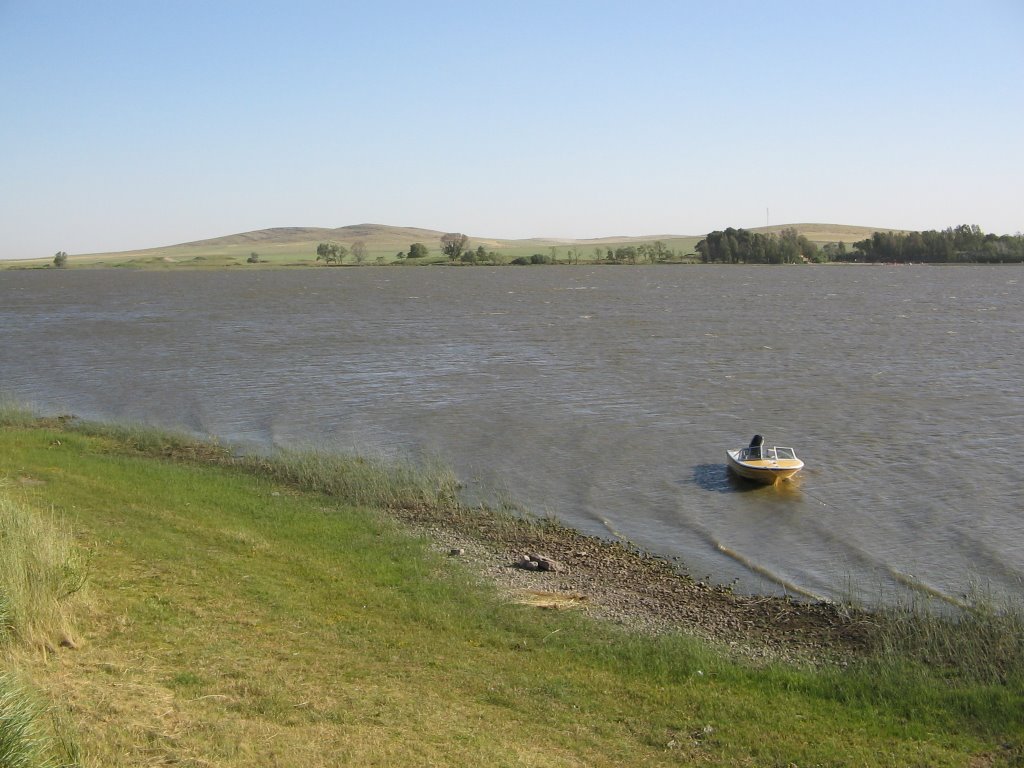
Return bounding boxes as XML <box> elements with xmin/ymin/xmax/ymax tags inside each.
<box><xmin>316</xmin><ymin>242</ymin><xmax>347</xmax><ymax>265</ymax></box>
<box><xmin>351</xmin><ymin>241</ymin><xmax>367</xmax><ymax>264</ymax></box>
<box><xmin>247</xmin><ymin>252</ymin><xmax>260</xmax><ymax>263</ymax></box>
<box><xmin>820</xmin><ymin>242</ymin><xmax>848</xmax><ymax>262</ymax></box>
<box><xmin>614</xmin><ymin>246</ymin><xmax>638</xmax><ymax>264</ymax></box>
<box><xmin>697</xmin><ymin>227</ymin><xmax>814</xmax><ymax>264</ymax></box>
<box><xmin>53</xmin><ymin>251</ymin><xmax>68</xmax><ymax>268</ymax></box>
<box><xmin>408</xmin><ymin>242</ymin><xmax>429</xmax><ymax>259</ymax></box>
<box><xmin>776</xmin><ymin>228</ymin><xmax>802</xmax><ymax>264</ymax></box>
<box><xmin>440</xmin><ymin>233</ymin><xmax>469</xmax><ymax>261</ymax></box>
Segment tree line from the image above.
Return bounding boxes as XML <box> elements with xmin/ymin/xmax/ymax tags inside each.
<box><xmin>316</xmin><ymin>241</ymin><xmax>366</xmax><ymax>265</ymax></box>
<box><xmin>843</xmin><ymin>225</ymin><xmax>1024</xmax><ymax>264</ymax></box>
<box><xmin>695</xmin><ymin>228</ymin><xmax>818</xmax><ymax>264</ymax></box>
<box><xmin>312</xmin><ymin>225</ymin><xmax>1024</xmax><ymax>268</ymax></box>
<box><xmin>316</xmin><ymin>234</ymin><xmax>508</xmax><ymax>266</ymax></box>
<box><xmin>696</xmin><ymin>224</ymin><xmax>1023</xmax><ymax>264</ymax></box>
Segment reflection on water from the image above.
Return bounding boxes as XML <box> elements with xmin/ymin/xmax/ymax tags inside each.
<box><xmin>692</xmin><ymin>463</ymin><xmax>738</xmax><ymax>493</ymax></box>
<box><xmin>692</xmin><ymin>463</ymin><xmax>805</xmax><ymax>496</ymax></box>
<box><xmin>2</xmin><ymin>265</ymin><xmax>1022</xmax><ymax>605</ymax></box>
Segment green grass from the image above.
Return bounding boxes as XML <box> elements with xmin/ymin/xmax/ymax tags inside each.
<box><xmin>0</xmin><ymin>419</ymin><xmax>1021</xmax><ymax>766</ymax></box>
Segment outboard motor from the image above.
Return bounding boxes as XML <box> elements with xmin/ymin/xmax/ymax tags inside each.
<box><xmin>748</xmin><ymin>434</ymin><xmax>764</xmax><ymax>459</ymax></box>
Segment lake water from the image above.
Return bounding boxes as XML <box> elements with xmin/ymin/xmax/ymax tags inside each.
<box><xmin>2</xmin><ymin>265</ymin><xmax>1022</xmax><ymax>606</ymax></box>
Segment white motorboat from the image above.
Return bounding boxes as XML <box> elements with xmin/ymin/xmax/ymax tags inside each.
<box><xmin>727</xmin><ymin>435</ymin><xmax>804</xmax><ymax>484</ymax></box>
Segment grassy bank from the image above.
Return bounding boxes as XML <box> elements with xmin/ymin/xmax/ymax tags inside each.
<box><xmin>1</xmin><ymin>414</ymin><xmax>1022</xmax><ymax>766</ymax></box>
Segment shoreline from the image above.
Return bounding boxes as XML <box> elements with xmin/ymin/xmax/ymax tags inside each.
<box><xmin>2</xmin><ymin>412</ymin><xmax>1007</xmax><ymax>671</ymax></box>
<box><xmin>4</xmin><ymin>410</ymin><xmax>1024</xmax><ymax>766</ymax></box>
<box><xmin>5</xmin><ymin>410</ymin><xmax>876</xmax><ymax>664</ymax></box>
<box><xmin>386</xmin><ymin>495</ymin><xmax>874</xmax><ymax>666</ymax></box>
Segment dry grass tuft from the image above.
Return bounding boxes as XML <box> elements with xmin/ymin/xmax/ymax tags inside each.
<box><xmin>0</xmin><ymin>489</ymin><xmax>88</xmax><ymax>652</ymax></box>
<box><xmin>512</xmin><ymin>590</ymin><xmax>589</xmax><ymax>610</ymax></box>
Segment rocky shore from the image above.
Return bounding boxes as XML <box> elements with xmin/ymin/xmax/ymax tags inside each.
<box><xmin>391</xmin><ymin>503</ymin><xmax>877</xmax><ymax>667</ymax></box>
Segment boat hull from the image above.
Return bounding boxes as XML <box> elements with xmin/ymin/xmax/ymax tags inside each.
<box><xmin>726</xmin><ymin>449</ymin><xmax>804</xmax><ymax>484</ymax></box>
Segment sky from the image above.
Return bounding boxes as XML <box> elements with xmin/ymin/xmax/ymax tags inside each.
<box><xmin>1</xmin><ymin>1</ymin><xmax>1022</xmax><ymax>259</ymax></box>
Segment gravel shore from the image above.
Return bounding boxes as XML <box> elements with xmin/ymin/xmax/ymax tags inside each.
<box><xmin>392</xmin><ymin>503</ymin><xmax>876</xmax><ymax>667</ymax></box>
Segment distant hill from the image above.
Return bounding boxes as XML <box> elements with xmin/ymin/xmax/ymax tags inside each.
<box><xmin>171</xmin><ymin>222</ymin><xmax>893</xmax><ymax>250</ymax></box>
<box><xmin>3</xmin><ymin>222</ymin><xmax>900</xmax><ymax>268</ymax></box>
<box><xmin>746</xmin><ymin>223</ymin><xmax>903</xmax><ymax>244</ymax></box>
<box><xmin>177</xmin><ymin>224</ymin><xmax>450</xmax><ymax>249</ymax></box>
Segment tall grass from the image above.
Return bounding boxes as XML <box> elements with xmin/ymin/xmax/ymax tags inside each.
<box><xmin>0</xmin><ymin>398</ymin><xmax>36</xmax><ymax>428</ymax></box>
<box><xmin>0</xmin><ymin>490</ymin><xmax>87</xmax><ymax>650</ymax></box>
<box><xmin>0</xmin><ymin>673</ymin><xmax>79</xmax><ymax>768</ymax></box>
<box><xmin>62</xmin><ymin>418</ymin><xmax>463</xmax><ymax>513</ymax></box>
<box><xmin>243</xmin><ymin>448</ymin><xmax>462</xmax><ymax>512</ymax></box>
<box><xmin>66</xmin><ymin>418</ymin><xmax>233</xmax><ymax>463</ymax></box>
<box><xmin>0</xmin><ymin>452</ymin><xmax>85</xmax><ymax>766</ymax></box>
<box><xmin>867</xmin><ymin>591</ymin><xmax>1024</xmax><ymax>685</ymax></box>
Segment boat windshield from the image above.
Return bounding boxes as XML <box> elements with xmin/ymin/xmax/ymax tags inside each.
<box><xmin>741</xmin><ymin>446</ymin><xmax>798</xmax><ymax>461</ymax></box>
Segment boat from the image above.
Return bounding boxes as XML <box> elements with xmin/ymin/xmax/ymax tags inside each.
<box><xmin>726</xmin><ymin>435</ymin><xmax>804</xmax><ymax>484</ymax></box>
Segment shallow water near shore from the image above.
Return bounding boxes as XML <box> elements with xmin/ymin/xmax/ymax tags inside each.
<box><xmin>2</xmin><ymin>265</ymin><xmax>1022</xmax><ymax>605</ymax></box>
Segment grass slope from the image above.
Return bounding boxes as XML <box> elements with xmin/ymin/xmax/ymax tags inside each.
<box><xmin>1</xmin><ymin>422</ymin><xmax>1020</xmax><ymax>766</ymax></box>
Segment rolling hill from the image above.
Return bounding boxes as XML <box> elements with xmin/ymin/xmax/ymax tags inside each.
<box><xmin>4</xmin><ymin>223</ymin><xmax>898</xmax><ymax>268</ymax></box>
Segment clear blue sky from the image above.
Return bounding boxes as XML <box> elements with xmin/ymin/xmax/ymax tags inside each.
<box><xmin>1</xmin><ymin>0</ymin><xmax>1022</xmax><ymax>259</ymax></box>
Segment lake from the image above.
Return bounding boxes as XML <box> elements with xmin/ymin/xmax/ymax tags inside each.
<box><xmin>2</xmin><ymin>265</ymin><xmax>1021</xmax><ymax>606</ymax></box>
